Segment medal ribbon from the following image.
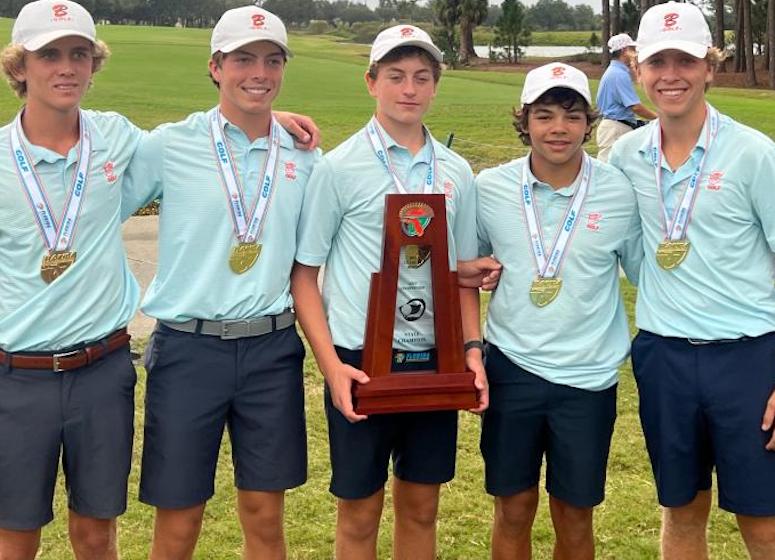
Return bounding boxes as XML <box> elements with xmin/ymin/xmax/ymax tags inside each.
<box><xmin>10</xmin><ymin>110</ymin><xmax>92</xmax><ymax>252</ymax></box>
<box><xmin>365</xmin><ymin>116</ymin><xmax>436</xmax><ymax>194</ymax></box>
<box><xmin>649</xmin><ymin>104</ymin><xmax>719</xmax><ymax>242</ymax></box>
<box><xmin>520</xmin><ymin>152</ymin><xmax>592</xmax><ymax>278</ymax></box>
<box><xmin>209</xmin><ymin>108</ymin><xmax>281</xmax><ymax>243</ymax></box>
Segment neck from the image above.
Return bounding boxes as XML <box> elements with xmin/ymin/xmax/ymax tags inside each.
<box><xmin>529</xmin><ymin>150</ymin><xmax>584</xmax><ymax>190</ymax></box>
<box><xmin>219</xmin><ymin>104</ymin><xmax>272</xmax><ymax>142</ymax></box>
<box><xmin>375</xmin><ymin>113</ymin><xmax>426</xmax><ymax>155</ymax></box>
<box><xmin>659</xmin><ymin>102</ymin><xmax>707</xmax><ymax>170</ymax></box>
<box><xmin>20</xmin><ymin>101</ymin><xmax>80</xmax><ymax>156</ymax></box>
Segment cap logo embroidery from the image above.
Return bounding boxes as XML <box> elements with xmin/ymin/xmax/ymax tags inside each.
<box><xmin>52</xmin><ymin>4</ymin><xmax>68</xmax><ymax>18</ymax></box>
<box><xmin>663</xmin><ymin>13</ymin><xmax>680</xmax><ymax>30</ymax></box>
<box><xmin>552</xmin><ymin>66</ymin><xmax>565</xmax><ymax>77</ymax></box>
<box><xmin>251</xmin><ymin>14</ymin><xmax>265</xmax><ymax>29</ymax></box>
<box><xmin>400</xmin><ymin>27</ymin><xmax>414</xmax><ymax>37</ymax></box>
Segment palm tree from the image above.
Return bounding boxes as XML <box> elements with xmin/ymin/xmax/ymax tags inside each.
<box><xmin>459</xmin><ymin>0</ymin><xmax>488</xmax><ymax>64</ymax></box>
<box><xmin>714</xmin><ymin>0</ymin><xmax>726</xmax><ymax>72</ymax></box>
<box><xmin>612</xmin><ymin>0</ymin><xmax>621</xmax><ymax>35</ymax></box>
<box><xmin>743</xmin><ymin>0</ymin><xmax>757</xmax><ymax>85</ymax></box>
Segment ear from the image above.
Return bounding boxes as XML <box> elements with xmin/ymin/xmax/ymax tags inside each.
<box><xmin>208</xmin><ymin>58</ymin><xmax>221</xmax><ymax>86</ymax></box>
<box><xmin>10</xmin><ymin>56</ymin><xmax>26</xmax><ymax>83</ymax></box>
<box><xmin>365</xmin><ymin>69</ymin><xmax>378</xmax><ymax>99</ymax></box>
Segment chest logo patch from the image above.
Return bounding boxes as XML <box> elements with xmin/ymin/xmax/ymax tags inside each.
<box><xmin>586</xmin><ymin>211</ymin><xmax>603</xmax><ymax>232</ymax></box>
<box><xmin>706</xmin><ymin>170</ymin><xmax>723</xmax><ymax>191</ymax></box>
<box><xmin>103</xmin><ymin>161</ymin><xmax>118</xmax><ymax>183</ymax></box>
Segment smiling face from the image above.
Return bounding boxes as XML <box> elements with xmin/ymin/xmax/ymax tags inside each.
<box><xmin>13</xmin><ymin>35</ymin><xmax>94</xmax><ymax>114</ymax></box>
<box><xmin>524</xmin><ymin>96</ymin><xmax>591</xmax><ymax>172</ymax></box>
<box><xmin>209</xmin><ymin>40</ymin><xmax>285</xmax><ymax>124</ymax></box>
<box><xmin>365</xmin><ymin>52</ymin><xmax>438</xmax><ymax>131</ymax></box>
<box><xmin>637</xmin><ymin>48</ymin><xmax>712</xmax><ymax>122</ymax></box>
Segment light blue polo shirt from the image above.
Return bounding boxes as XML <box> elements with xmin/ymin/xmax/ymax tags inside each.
<box><xmin>295</xmin><ymin>120</ymin><xmax>478</xmax><ymax>352</ymax></box>
<box><xmin>477</xmin><ymin>154</ymin><xmax>642</xmax><ymax>391</ymax></box>
<box><xmin>596</xmin><ymin>60</ymin><xmax>640</xmax><ymax>123</ymax></box>
<box><xmin>609</xmin><ymin>110</ymin><xmax>775</xmax><ymax>339</ymax></box>
<box><xmin>121</xmin><ymin>109</ymin><xmax>320</xmax><ymax>322</ymax></box>
<box><xmin>0</xmin><ymin>111</ymin><xmax>142</xmax><ymax>352</ymax></box>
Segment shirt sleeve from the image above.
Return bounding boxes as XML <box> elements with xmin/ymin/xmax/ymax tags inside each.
<box><xmin>612</xmin><ymin>71</ymin><xmax>641</xmax><ymax>109</ymax></box>
<box><xmin>617</xmin><ymin>195</ymin><xmax>644</xmax><ymax>286</ymax></box>
<box><xmin>452</xmin><ymin>164</ymin><xmax>478</xmax><ymax>263</ymax></box>
<box><xmin>750</xmin><ymin>143</ymin><xmax>775</xmax><ymax>252</ymax></box>
<box><xmin>121</xmin><ymin>127</ymin><xmax>165</xmax><ymax>221</ymax></box>
<box><xmin>295</xmin><ymin>156</ymin><xmax>343</xmax><ymax>266</ymax></box>
<box><xmin>474</xmin><ymin>174</ymin><xmax>494</xmax><ymax>257</ymax></box>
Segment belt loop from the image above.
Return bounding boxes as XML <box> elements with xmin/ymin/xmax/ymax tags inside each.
<box><xmin>195</xmin><ymin>320</ymin><xmax>203</xmax><ymax>335</ymax></box>
<box><xmin>272</xmin><ymin>315</ymin><xmax>277</xmax><ymax>332</ymax></box>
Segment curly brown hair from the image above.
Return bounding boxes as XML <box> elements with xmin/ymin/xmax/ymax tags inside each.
<box><xmin>512</xmin><ymin>87</ymin><xmax>600</xmax><ymax>146</ymax></box>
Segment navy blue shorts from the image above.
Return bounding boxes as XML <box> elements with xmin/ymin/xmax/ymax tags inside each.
<box><xmin>140</xmin><ymin>324</ymin><xmax>307</xmax><ymax>509</ymax></box>
<box><xmin>0</xmin><ymin>344</ymin><xmax>136</xmax><ymax>530</ymax></box>
<box><xmin>632</xmin><ymin>330</ymin><xmax>775</xmax><ymax>515</ymax></box>
<box><xmin>480</xmin><ymin>345</ymin><xmax>617</xmax><ymax>508</ymax></box>
<box><xmin>325</xmin><ymin>346</ymin><xmax>458</xmax><ymax>500</ymax></box>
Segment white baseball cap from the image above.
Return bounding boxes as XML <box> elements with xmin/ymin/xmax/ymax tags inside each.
<box><xmin>636</xmin><ymin>1</ymin><xmax>712</xmax><ymax>63</ymax></box>
<box><xmin>12</xmin><ymin>0</ymin><xmax>96</xmax><ymax>51</ymax></box>
<box><xmin>211</xmin><ymin>6</ymin><xmax>292</xmax><ymax>58</ymax></box>
<box><xmin>607</xmin><ymin>33</ymin><xmax>635</xmax><ymax>53</ymax></box>
<box><xmin>370</xmin><ymin>25</ymin><xmax>443</xmax><ymax>64</ymax></box>
<box><xmin>520</xmin><ymin>62</ymin><xmax>591</xmax><ymax>107</ymax></box>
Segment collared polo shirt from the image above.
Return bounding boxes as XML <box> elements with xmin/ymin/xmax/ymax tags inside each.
<box><xmin>295</xmin><ymin>120</ymin><xmax>478</xmax><ymax>352</ymax></box>
<box><xmin>609</xmin><ymin>110</ymin><xmax>775</xmax><ymax>339</ymax></box>
<box><xmin>596</xmin><ymin>60</ymin><xmax>640</xmax><ymax>123</ymax></box>
<box><xmin>121</xmin><ymin>108</ymin><xmax>320</xmax><ymax>322</ymax></box>
<box><xmin>477</xmin><ymin>154</ymin><xmax>642</xmax><ymax>391</ymax></box>
<box><xmin>0</xmin><ymin>111</ymin><xmax>142</xmax><ymax>351</ymax></box>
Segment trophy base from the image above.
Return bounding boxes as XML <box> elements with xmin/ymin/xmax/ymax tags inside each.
<box><xmin>353</xmin><ymin>371</ymin><xmax>477</xmax><ymax>415</ymax></box>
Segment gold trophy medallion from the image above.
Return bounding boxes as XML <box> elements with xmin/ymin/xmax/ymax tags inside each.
<box><xmin>229</xmin><ymin>242</ymin><xmax>261</xmax><ymax>274</ymax></box>
<box><xmin>529</xmin><ymin>277</ymin><xmax>562</xmax><ymax>307</ymax></box>
<box><xmin>41</xmin><ymin>251</ymin><xmax>77</xmax><ymax>284</ymax></box>
<box><xmin>405</xmin><ymin>245</ymin><xmax>431</xmax><ymax>268</ymax></box>
<box><xmin>656</xmin><ymin>240</ymin><xmax>690</xmax><ymax>270</ymax></box>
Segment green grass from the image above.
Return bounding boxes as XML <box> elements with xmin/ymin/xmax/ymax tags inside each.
<box><xmin>0</xmin><ymin>20</ymin><xmax>770</xmax><ymax>559</ymax></box>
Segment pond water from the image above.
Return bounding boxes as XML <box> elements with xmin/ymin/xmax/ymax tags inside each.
<box><xmin>474</xmin><ymin>45</ymin><xmax>601</xmax><ymax>58</ymax></box>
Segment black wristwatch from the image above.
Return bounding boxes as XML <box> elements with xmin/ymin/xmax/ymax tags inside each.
<box><xmin>463</xmin><ymin>339</ymin><xmax>484</xmax><ymax>353</ymax></box>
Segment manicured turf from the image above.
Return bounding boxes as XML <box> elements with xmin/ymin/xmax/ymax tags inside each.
<box><xmin>1</xmin><ymin>20</ymin><xmax>772</xmax><ymax>559</ymax></box>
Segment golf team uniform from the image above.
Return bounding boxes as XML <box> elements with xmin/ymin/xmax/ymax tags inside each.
<box><xmin>121</xmin><ymin>109</ymin><xmax>319</xmax><ymax>508</ymax></box>
<box><xmin>610</xmin><ymin>108</ymin><xmax>775</xmax><ymax>515</ymax></box>
<box><xmin>295</xmin><ymin>119</ymin><xmax>478</xmax><ymax>498</ymax></box>
<box><xmin>476</xmin><ymin>153</ymin><xmax>642</xmax><ymax>506</ymax></box>
<box><xmin>0</xmin><ymin>111</ymin><xmax>142</xmax><ymax>530</ymax></box>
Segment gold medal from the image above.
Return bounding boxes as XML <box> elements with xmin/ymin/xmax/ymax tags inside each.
<box><xmin>656</xmin><ymin>240</ymin><xmax>690</xmax><ymax>270</ymax></box>
<box><xmin>405</xmin><ymin>245</ymin><xmax>431</xmax><ymax>268</ymax></box>
<box><xmin>529</xmin><ymin>277</ymin><xmax>562</xmax><ymax>307</ymax></box>
<box><xmin>40</xmin><ymin>251</ymin><xmax>77</xmax><ymax>284</ymax></box>
<box><xmin>229</xmin><ymin>242</ymin><xmax>261</xmax><ymax>274</ymax></box>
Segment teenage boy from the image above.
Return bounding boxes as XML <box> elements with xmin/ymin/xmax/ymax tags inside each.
<box><xmin>291</xmin><ymin>25</ymin><xmax>487</xmax><ymax>560</ymax></box>
<box><xmin>0</xmin><ymin>1</ymin><xmax>142</xmax><ymax>559</ymax></box>
<box><xmin>596</xmin><ymin>33</ymin><xmax>656</xmax><ymax>162</ymax></box>
<box><xmin>476</xmin><ymin>63</ymin><xmax>642</xmax><ymax>560</ymax></box>
<box><xmin>609</xmin><ymin>3</ymin><xmax>775</xmax><ymax>558</ymax></box>
<box><xmin>120</xmin><ymin>7</ymin><xmax>319</xmax><ymax>560</ymax></box>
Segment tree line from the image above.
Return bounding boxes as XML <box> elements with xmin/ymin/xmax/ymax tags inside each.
<box><xmin>602</xmin><ymin>0</ymin><xmax>775</xmax><ymax>88</ymax></box>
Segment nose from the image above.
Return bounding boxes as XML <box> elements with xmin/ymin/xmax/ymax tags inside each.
<box><xmin>402</xmin><ymin>80</ymin><xmax>417</xmax><ymax>97</ymax></box>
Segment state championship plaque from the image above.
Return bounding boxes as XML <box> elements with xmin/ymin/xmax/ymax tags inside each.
<box><xmin>353</xmin><ymin>193</ymin><xmax>477</xmax><ymax>415</ymax></box>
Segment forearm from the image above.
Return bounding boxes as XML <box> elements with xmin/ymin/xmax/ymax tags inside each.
<box><xmin>632</xmin><ymin>103</ymin><xmax>657</xmax><ymax>120</ymax></box>
<box><xmin>290</xmin><ymin>263</ymin><xmax>340</xmax><ymax>378</ymax></box>
<box><xmin>459</xmin><ymin>286</ymin><xmax>482</xmax><ymax>343</ymax></box>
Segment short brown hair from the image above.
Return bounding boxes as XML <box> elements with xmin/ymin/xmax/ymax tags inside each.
<box><xmin>367</xmin><ymin>46</ymin><xmax>441</xmax><ymax>83</ymax></box>
<box><xmin>1</xmin><ymin>40</ymin><xmax>110</xmax><ymax>98</ymax></box>
<box><xmin>512</xmin><ymin>87</ymin><xmax>599</xmax><ymax>146</ymax></box>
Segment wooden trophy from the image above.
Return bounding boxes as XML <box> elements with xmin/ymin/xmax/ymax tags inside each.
<box><xmin>353</xmin><ymin>193</ymin><xmax>477</xmax><ymax>415</ymax></box>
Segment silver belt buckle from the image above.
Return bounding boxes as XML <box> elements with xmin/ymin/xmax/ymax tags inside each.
<box><xmin>221</xmin><ymin>320</ymin><xmax>249</xmax><ymax>340</ymax></box>
<box><xmin>52</xmin><ymin>350</ymin><xmax>80</xmax><ymax>372</ymax></box>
